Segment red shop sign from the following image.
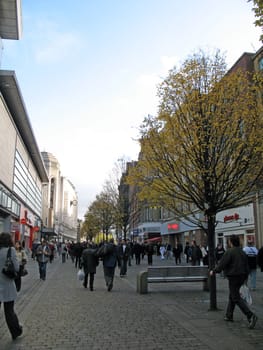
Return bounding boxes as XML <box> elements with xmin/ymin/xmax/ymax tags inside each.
<box><xmin>224</xmin><ymin>213</ymin><xmax>239</xmax><ymax>223</ymax></box>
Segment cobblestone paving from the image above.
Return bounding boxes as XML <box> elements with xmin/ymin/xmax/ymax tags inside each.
<box><xmin>0</xmin><ymin>255</ymin><xmax>263</xmax><ymax>350</ymax></box>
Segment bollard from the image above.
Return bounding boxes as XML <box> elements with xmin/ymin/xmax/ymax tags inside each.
<box><xmin>137</xmin><ymin>271</ymin><xmax>148</xmax><ymax>294</ymax></box>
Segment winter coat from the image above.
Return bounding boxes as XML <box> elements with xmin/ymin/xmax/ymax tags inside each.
<box><xmin>117</xmin><ymin>244</ymin><xmax>130</xmax><ymax>260</ymax></box>
<box><xmin>214</xmin><ymin>247</ymin><xmax>249</xmax><ymax>277</ymax></box>
<box><xmin>0</xmin><ymin>247</ymin><xmax>19</xmax><ymax>302</ymax></box>
<box><xmin>81</xmin><ymin>248</ymin><xmax>99</xmax><ymax>274</ymax></box>
<box><xmin>102</xmin><ymin>243</ymin><xmax>118</xmax><ymax>268</ymax></box>
<box><xmin>36</xmin><ymin>244</ymin><xmax>50</xmax><ymax>263</ymax></box>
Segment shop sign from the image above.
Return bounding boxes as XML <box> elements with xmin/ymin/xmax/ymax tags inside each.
<box><xmin>224</xmin><ymin>213</ymin><xmax>239</xmax><ymax>223</ymax></box>
<box><xmin>167</xmin><ymin>223</ymin><xmax>179</xmax><ymax>230</ymax></box>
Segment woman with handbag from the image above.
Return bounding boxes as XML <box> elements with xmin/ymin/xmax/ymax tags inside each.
<box><xmin>0</xmin><ymin>232</ymin><xmax>23</xmax><ymax>340</ymax></box>
<box><xmin>14</xmin><ymin>240</ymin><xmax>28</xmax><ymax>292</ymax></box>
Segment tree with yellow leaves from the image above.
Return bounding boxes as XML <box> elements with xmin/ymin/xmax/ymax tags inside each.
<box><xmin>128</xmin><ymin>50</ymin><xmax>263</xmax><ymax>310</ymax></box>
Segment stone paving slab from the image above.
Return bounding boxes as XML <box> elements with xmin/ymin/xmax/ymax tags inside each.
<box><xmin>0</xmin><ymin>254</ymin><xmax>263</xmax><ymax>349</ymax></box>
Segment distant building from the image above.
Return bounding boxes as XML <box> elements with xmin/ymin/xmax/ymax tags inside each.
<box><xmin>41</xmin><ymin>152</ymin><xmax>78</xmax><ymax>242</ymax></box>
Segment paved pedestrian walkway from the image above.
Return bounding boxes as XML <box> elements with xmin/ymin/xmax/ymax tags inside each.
<box><xmin>0</xmin><ymin>253</ymin><xmax>263</xmax><ymax>350</ymax></box>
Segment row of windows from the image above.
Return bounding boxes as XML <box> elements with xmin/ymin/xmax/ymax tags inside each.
<box><xmin>0</xmin><ymin>186</ymin><xmax>20</xmax><ymax>217</ymax></box>
<box><xmin>13</xmin><ymin>151</ymin><xmax>42</xmax><ymax>216</ymax></box>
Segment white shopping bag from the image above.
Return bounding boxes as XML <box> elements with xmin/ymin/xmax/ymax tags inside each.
<box><xmin>77</xmin><ymin>269</ymin><xmax>84</xmax><ymax>281</ymax></box>
<box><xmin>240</xmin><ymin>284</ymin><xmax>252</xmax><ymax>305</ymax></box>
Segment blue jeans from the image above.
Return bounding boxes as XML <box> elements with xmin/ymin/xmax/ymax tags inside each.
<box><xmin>248</xmin><ymin>269</ymin><xmax>257</xmax><ymax>289</ymax></box>
<box><xmin>38</xmin><ymin>262</ymin><xmax>47</xmax><ymax>280</ymax></box>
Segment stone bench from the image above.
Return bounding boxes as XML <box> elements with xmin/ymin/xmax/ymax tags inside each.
<box><xmin>137</xmin><ymin>265</ymin><xmax>209</xmax><ymax>294</ymax></box>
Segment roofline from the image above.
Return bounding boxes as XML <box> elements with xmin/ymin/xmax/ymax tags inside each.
<box><xmin>0</xmin><ymin>70</ymin><xmax>48</xmax><ymax>182</ymax></box>
<box><xmin>0</xmin><ymin>0</ymin><xmax>23</xmax><ymax>40</ymax></box>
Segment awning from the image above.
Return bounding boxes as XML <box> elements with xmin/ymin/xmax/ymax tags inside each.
<box><xmin>41</xmin><ymin>228</ymin><xmax>57</xmax><ymax>237</ymax></box>
<box><xmin>145</xmin><ymin>237</ymin><xmax>162</xmax><ymax>243</ymax></box>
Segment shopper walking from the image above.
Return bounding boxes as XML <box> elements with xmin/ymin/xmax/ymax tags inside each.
<box><xmin>100</xmin><ymin>239</ymin><xmax>118</xmax><ymax>291</ymax></box>
<box><xmin>36</xmin><ymin>240</ymin><xmax>50</xmax><ymax>280</ymax></box>
<box><xmin>0</xmin><ymin>232</ymin><xmax>23</xmax><ymax>340</ymax></box>
<box><xmin>210</xmin><ymin>235</ymin><xmax>257</xmax><ymax>329</ymax></box>
<box><xmin>117</xmin><ymin>239</ymin><xmax>130</xmax><ymax>277</ymax></box>
<box><xmin>81</xmin><ymin>243</ymin><xmax>99</xmax><ymax>291</ymax></box>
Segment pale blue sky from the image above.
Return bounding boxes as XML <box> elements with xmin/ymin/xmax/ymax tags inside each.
<box><xmin>1</xmin><ymin>0</ymin><xmax>261</xmax><ymax>218</ymax></box>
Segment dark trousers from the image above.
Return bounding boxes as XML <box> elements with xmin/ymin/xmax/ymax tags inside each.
<box><xmin>75</xmin><ymin>256</ymin><xmax>81</xmax><ymax>269</ymax></box>
<box><xmin>147</xmin><ymin>254</ymin><xmax>153</xmax><ymax>265</ymax></box>
<box><xmin>84</xmin><ymin>272</ymin><xmax>95</xmax><ymax>289</ymax></box>
<box><xmin>0</xmin><ymin>301</ymin><xmax>21</xmax><ymax>338</ymax></box>
<box><xmin>120</xmin><ymin>258</ymin><xmax>128</xmax><ymax>276</ymax></box>
<box><xmin>226</xmin><ymin>275</ymin><xmax>253</xmax><ymax>319</ymax></box>
<box><xmin>38</xmin><ymin>262</ymin><xmax>47</xmax><ymax>280</ymax></box>
<box><xmin>135</xmin><ymin>254</ymin><xmax>141</xmax><ymax>265</ymax></box>
<box><xmin>103</xmin><ymin>266</ymin><xmax>115</xmax><ymax>288</ymax></box>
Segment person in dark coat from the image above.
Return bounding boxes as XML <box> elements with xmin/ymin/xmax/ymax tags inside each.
<box><xmin>146</xmin><ymin>244</ymin><xmax>154</xmax><ymax>265</ymax></box>
<box><xmin>117</xmin><ymin>239</ymin><xmax>131</xmax><ymax>277</ymax></box>
<box><xmin>184</xmin><ymin>241</ymin><xmax>191</xmax><ymax>263</ymax></box>
<box><xmin>210</xmin><ymin>235</ymin><xmax>257</xmax><ymax>329</ymax></box>
<box><xmin>81</xmin><ymin>243</ymin><xmax>99</xmax><ymax>291</ymax></box>
<box><xmin>74</xmin><ymin>242</ymin><xmax>83</xmax><ymax>269</ymax></box>
<box><xmin>190</xmin><ymin>240</ymin><xmax>202</xmax><ymax>266</ymax></box>
<box><xmin>133</xmin><ymin>242</ymin><xmax>142</xmax><ymax>265</ymax></box>
<box><xmin>101</xmin><ymin>239</ymin><xmax>118</xmax><ymax>291</ymax></box>
<box><xmin>173</xmin><ymin>243</ymin><xmax>182</xmax><ymax>265</ymax></box>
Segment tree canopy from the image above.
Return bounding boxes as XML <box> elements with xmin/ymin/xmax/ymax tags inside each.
<box><xmin>129</xmin><ymin>50</ymin><xmax>263</xmax><ymax>230</ymax></box>
<box><xmin>127</xmin><ymin>50</ymin><xmax>263</xmax><ymax>309</ymax></box>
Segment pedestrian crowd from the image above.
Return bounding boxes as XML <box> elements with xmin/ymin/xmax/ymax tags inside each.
<box><xmin>1</xmin><ymin>231</ymin><xmax>263</xmax><ymax>341</ymax></box>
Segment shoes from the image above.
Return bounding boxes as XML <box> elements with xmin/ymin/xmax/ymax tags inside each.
<box><xmin>248</xmin><ymin>314</ymin><xmax>258</xmax><ymax>329</ymax></box>
<box><xmin>12</xmin><ymin>326</ymin><xmax>23</xmax><ymax>340</ymax></box>
<box><xmin>107</xmin><ymin>284</ymin><xmax>113</xmax><ymax>291</ymax></box>
<box><xmin>83</xmin><ymin>283</ymin><xmax>87</xmax><ymax>288</ymax></box>
<box><xmin>90</xmin><ymin>287</ymin><xmax>93</xmax><ymax>291</ymax></box>
<box><xmin>224</xmin><ymin>316</ymin><xmax>233</xmax><ymax>322</ymax></box>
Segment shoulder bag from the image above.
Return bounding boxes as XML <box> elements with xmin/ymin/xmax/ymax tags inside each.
<box><xmin>2</xmin><ymin>247</ymin><xmax>18</xmax><ymax>279</ymax></box>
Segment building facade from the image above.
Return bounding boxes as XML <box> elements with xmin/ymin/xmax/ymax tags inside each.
<box><xmin>41</xmin><ymin>152</ymin><xmax>78</xmax><ymax>242</ymax></box>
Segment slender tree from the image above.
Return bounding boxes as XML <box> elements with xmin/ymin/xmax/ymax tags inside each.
<box><xmin>128</xmin><ymin>50</ymin><xmax>263</xmax><ymax>310</ymax></box>
<box><xmin>249</xmin><ymin>0</ymin><xmax>263</xmax><ymax>41</ymax></box>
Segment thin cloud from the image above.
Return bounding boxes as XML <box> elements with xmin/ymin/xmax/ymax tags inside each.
<box><xmin>35</xmin><ymin>31</ymin><xmax>81</xmax><ymax>63</ymax></box>
<box><xmin>31</xmin><ymin>19</ymin><xmax>83</xmax><ymax>64</ymax></box>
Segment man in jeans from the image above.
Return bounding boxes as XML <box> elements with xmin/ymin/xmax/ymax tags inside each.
<box><xmin>210</xmin><ymin>235</ymin><xmax>257</xmax><ymax>329</ymax></box>
<box><xmin>243</xmin><ymin>240</ymin><xmax>258</xmax><ymax>291</ymax></box>
<box><xmin>36</xmin><ymin>240</ymin><xmax>50</xmax><ymax>280</ymax></box>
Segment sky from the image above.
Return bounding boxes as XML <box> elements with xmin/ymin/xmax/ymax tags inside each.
<box><xmin>1</xmin><ymin>0</ymin><xmax>262</xmax><ymax>219</ymax></box>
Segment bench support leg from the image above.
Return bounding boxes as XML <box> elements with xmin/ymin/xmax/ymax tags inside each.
<box><xmin>137</xmin><ymin>271</ymin><xmax>148</xmax><ymax>294</ymax></box>
<box><xmin>203</xmin><ymin>279</ymin><xmax>209</xmax><ymax>291</ymax></box>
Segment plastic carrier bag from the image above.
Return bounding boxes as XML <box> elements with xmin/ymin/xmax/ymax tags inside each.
<box><xmin>77</xmin><ymin>269</ymin><xmax>84</xmax><ymax>281</ymax></box>
<box><xmin>240</xmin><ymin>284</ymin><xmax>252</xmax><ymax>305</ymax></box>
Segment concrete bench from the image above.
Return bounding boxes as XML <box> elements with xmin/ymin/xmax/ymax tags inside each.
<box><xmin>137</xmin><ymin>265</ymin><xmax>209</xmax><ymax>294</ymax></box>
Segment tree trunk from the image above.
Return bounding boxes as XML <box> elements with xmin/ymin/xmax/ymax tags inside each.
<box><xmin>207</xmin><ymin>213</ymin><xmax>217</xmax><ymax>310</ymax></box>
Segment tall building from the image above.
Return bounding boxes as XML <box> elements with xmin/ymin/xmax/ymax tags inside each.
<box><xmin>0</xmin><ymin>1</ymin><xmax>49</xmax><ymax>248</ymax></box>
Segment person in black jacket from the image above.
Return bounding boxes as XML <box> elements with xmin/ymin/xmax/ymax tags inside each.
<box><xmin>117</xmin><ymin>239</ymin><xmax>130</xmax><ymax>277</ymax></box>
<box><xmin>81</xmin><ymin>243</ymin><xmax>99</xmax><ymax>291</ymax></box>
<box><xmin>100</xmin><ymin>239</ymin><xmax>118</xmax><ymax>291</ymax></box>
<box><xmin>210</xmin><ymin>235</ymin><xmax>257</xmax><ymax>329</ymax></box>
